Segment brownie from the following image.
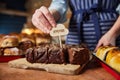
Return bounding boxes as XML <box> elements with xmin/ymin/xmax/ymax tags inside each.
<box><xmin>68</xmin><ymin>47</ymin><xmax>89</xmax><ymax>65</ymax></box>
<box><xmin>25</xmin><ymin>44</ymin><xmax>90</xmax><ymax>65</ymax></box>
<box><xmin>25</xmin><ymin>44</ymin><xmax>68</xmax><ymax>64</ymax></box>
<box><xmin>25</xmin><ymin>48</ymin><xmax>35</xmax><ymax>63</ymax></box>
<box><xmin>26</xmin><ymin>46</ymin><xmax>48</xmax><ymax>63</ymax></box>
<box><xmin>48</xmin><ymin>45</ymin><xmax>68</xmax><ymax>64</ymax></box>
<box><xmin>35</xmin><ymin>46</ymin><xmax>48</xmax><ymax>63</ymax></box>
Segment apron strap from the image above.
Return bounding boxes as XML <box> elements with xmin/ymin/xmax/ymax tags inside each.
<box><xmin>74</xmin><ymin>3</ymin><xmax>102</xmax><ymax>43</ymax></box>
<box><xmin>73</xmin><ymin>0</ymin><xmax>116</xmax><ymax>44</ymax></box>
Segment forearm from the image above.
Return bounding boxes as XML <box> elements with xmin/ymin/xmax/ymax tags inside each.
<box><xmin>49</xmin><ymin>0</ymin><xmax>68</xmax><ymax>23</ymax></box>
<box><xmin>108</xmin><ymin>16</ymin><xmax>120</xmax><ymax>38</ymax></box>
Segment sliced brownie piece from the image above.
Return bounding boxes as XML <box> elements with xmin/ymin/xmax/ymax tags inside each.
<box><xmin>48</xmin><ymin>44</ymin><xmax>68</xmax><ymax>64</ymax></box>
<box><xmin>35</xmin><ymin>46</ymin><xmax>48</xmax><ymax>63</ymax></box>
<box><xmin>25</xmin><ymin>46</ymin><xmax>49</xmax><ymax>63</ymax></box>
<box><xmin>68</xmin><ymin>47</ymin><xmax>89</xmax><ymax>65</ymax></box>
<box><xmin>25</xmin><ymin>48</ymin><xmax>35</xmax><ymax>63</ymax></box>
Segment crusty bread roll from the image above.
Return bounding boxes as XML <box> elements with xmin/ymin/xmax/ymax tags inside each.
<box><xmin>19</xmin><ymin>33</ymin><xmax>35</xmax><ymax>43</ymax></box>
<box><xmin>34</xmin><ymin>28</ymin><xmax>45</xmax><ymax>35</ymax></box>
<box><xmin>96</xmin><ymin>46</ymin><xmax>117</xmax><ymax>60</ymax></box>
<box><xmin>9</xmin><ymin>33</ymin><xmax>21</xmax><ymax>42</ymax></box>
<box><xmin>0</xmin><ymin>35</ymin><xmax>19</xmax><ymax>48</ymax></box>
<box><xmin>4</xmin><ymin>47</ymin><xmax>22</xmax><ymax>55</ymax></box>
<box><xmin>35</xmin><ymin>33</ymin><xmax>51</xmax><ymax>46</ymax></box>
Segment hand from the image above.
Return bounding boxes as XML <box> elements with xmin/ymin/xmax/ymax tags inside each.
<box><xmin>95</xmin><ymin>31</ymin><xmax>116</xmax><ymax>51</ymax></box>
<box><xmin>32</xmin><ymin>6</ymin><xmax>56</xmax><ymax>33</ymax></box>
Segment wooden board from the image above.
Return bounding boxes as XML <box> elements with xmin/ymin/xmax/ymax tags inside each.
<box><xmin>8</xmin><ymin>58</ymin><xmax>86</xmax><ymax>75</ymax></box>
<box><xmin>0</xmin><ymin>61</ymin><xmax>116</xmax><ymax>80</ymax></box>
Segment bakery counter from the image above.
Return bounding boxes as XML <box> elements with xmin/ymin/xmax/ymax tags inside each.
<box><xmin>0</xmin><ymin>60</ymin><xmax>116</xmax><ymax>80</ymax></box>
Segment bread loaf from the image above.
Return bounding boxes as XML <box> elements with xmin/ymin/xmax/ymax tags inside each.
<box><xmin>105</xmin><ymin>48</ymin><xmax>120</xmax><ymax>72</ymax></box>
<box><xmin>96</xmin><ymin>46</ymin><xmax>117</xmax><ymax>60</ymax></box>
<box><xmin>96</xmin><ymin>46</ymin><xmax>120</xmax><ymax>72</ymax></box>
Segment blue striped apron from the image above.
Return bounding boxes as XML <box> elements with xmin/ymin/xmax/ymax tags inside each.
<box><xmin>66</xmin><ymin>0</ymin><xmax>120</xmax><ymax>50</ymax></box>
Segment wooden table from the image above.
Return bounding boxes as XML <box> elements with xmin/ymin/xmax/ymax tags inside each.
<box><xmin>0</xmin><ymin>60</ymin><xmax>116</xmax><ymax>80</ymax></box>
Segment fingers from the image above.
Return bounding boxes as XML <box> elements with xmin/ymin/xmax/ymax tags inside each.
<box><xmin>36</xmin><ymin>9</ymin><xmax>52</xmax><ymax>30</ymax></box>
<box><xmin>39</xmin><ymin>6</ymin><xmax>56</xmax><ymax>27</ymax></box>
<box><xmin>94</xmin><ymin>41</ymin><xmax>103</xmax><ymax>52</ymax></box>
<box><xmin>32</xmin><ymin>15</ymin><xmax>48</xmax><ymax>33</ymax></box>
<box><xmin>94</xmin><ymin>41</ymin><xmax>114</xmax><ymax>52</ymax></box>
<box><xmin>32</xmin><ymin>6</ymin><xmax>56</xmax><ymax>33</ymax></box>
<box><xmin>95</xmin><ymin>41</ymin><xmax>111</xmax><ymax>52</ymax></box>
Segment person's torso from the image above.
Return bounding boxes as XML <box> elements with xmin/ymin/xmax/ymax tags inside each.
<box><xmin>66</xmin><ymin>0</ymin><xmax>120</xmax><ymax>50</ymax></box>
<box><xmin>69</xmin><ymin>0</ymin><xmax>119</xmax><ymax>22</ymax></box>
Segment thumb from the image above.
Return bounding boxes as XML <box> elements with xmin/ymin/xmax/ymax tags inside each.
<box><xmin>94</xmin><ymin>42</ymin><xmax>103</xmax><ymax>52</ymax></box>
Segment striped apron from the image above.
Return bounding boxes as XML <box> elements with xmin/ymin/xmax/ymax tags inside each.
<box><xmin>66</xmin><ymin>0</ymin><xmax>120</xmax><ymax>50</ymax></box>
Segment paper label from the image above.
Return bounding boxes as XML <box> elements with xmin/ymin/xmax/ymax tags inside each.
<box><xmin>50</xmin><ymin>24</ymin><xmax>69</xmax><ymax>37</ymax></box>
